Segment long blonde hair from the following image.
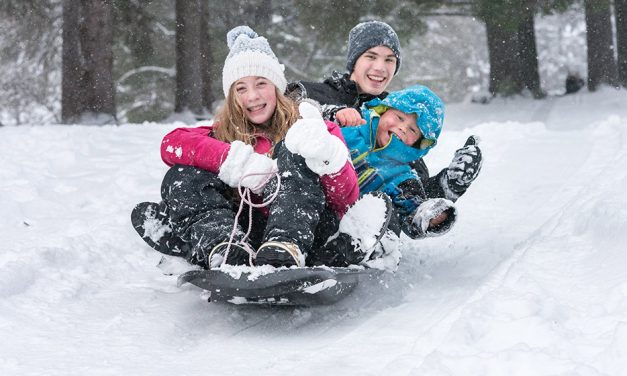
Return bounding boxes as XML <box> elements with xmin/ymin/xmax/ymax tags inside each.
<box><xmin>214</xmin><ymin>85</ymin><xmax>299</xmax><ymax>146</ymax></box>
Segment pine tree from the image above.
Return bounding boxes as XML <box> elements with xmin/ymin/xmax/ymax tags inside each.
<box><xmin>615</xmin><ymin>0</ymin><xmax>627</xmax><ymax>87</ymax></box>
<box><xmin>584</xmin><ymin>0</ymin><xmax>619</xmax><ymax>91</ymax></box>
<box><xmin>62</xmin><ymin>0</ymin><xmax>115</xmax><ymax>124</ymax></box>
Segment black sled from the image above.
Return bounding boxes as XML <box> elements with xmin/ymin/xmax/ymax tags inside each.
<box><xmin>177</xmin><ymin>267</ymin><xmax>383</xmax><ymax>306</ymax></box>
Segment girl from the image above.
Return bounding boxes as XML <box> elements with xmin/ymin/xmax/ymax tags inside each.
<box><xmin>132</xmin><ymin>26</ymin><xmax>358</xmax><ymax>268</ymax></box>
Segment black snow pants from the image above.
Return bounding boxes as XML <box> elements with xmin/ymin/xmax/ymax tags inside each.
<box><xmin>160</xmin><ymin>141</ymin><xmax>340</xmax><ymax>266</ymax></box>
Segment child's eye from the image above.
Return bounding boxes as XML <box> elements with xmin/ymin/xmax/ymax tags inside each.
<box><xmin>236</xmin><ymin>87</ymin><xmax>246</xmax><ymax>93</ymax></box>
<box><xmin>257</xmin><ymin>81</ymin><xmax>267</xmax><ymax>87</ymax></box>
<box><xmin>386</xmin><ymin>58</ymin><xmax>396</xmax><ymax>63</ymax></box>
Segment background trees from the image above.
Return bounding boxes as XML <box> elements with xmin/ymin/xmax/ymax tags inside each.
<box><xmin>617</xmin><ymin>0</ymin><xmax>627</xmax><ymax>87</ymax></box>
<box><xmin>61</xmin><ymin>0</ymin><xmax>115</xmax><ymax>124</ymax></box>
<box><xmin>584</xmin><ymin>0</ymin><xmax>619</xmax><ymax>91</ymax></box>
<box><xmin>0</xmin><ymin>0</ymin><xmax>626</xmax><ymax>125</ymax></box>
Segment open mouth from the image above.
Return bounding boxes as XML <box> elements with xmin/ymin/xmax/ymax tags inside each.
<box><xmin>247</xmin><ymin>104</ymin><xmax>266</xmax><ymax>113</ymax></box>
<box><xmin>367</xmin><ymin>74</ymin><xmax>386</xmax><ymax>83</ymax></box>
<box><xmin>391</xmin><ymin>130</ymin><xmax>403</xmax><ymax>140</ymax></box>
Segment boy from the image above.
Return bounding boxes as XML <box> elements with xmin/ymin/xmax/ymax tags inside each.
<box><xmin>287</xmin><ymin>20</ymin><xmax>400</xmax><ymax>124</ymax></box>
<box><xmin>287</xmin><ymin>20</ymin><xmax>482</xmax><ymax>205</ymax></box>
<box><xmin>308</xmin><ymin>85</ymin><xmax>481</xmax><ymax>267</ymax></box>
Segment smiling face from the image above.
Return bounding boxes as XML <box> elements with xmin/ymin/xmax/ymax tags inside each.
<box><xmin>349</xmin><ymin>46</ymin><xmax>397</xmax><ymax>96</ymax></box>
<box><xmin>376</xmin><ymin>108</ymin><xmax>421</xmax><ymax>147</ymax></box>
<box><xmin>233</xmin><ymin>76</ymin><xmax>277</xmax><ymax>125</ymax></box>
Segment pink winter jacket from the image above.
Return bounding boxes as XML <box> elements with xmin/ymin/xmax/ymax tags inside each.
<box><xmin>160</xmin><ymin>121</ymin><xmax>359</xmax><ymax>216</ymax></box>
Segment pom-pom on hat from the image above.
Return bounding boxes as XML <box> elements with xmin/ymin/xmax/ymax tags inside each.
<box><xmin>346</xmin><ymin>20</ymin><xmax>401</xmax><ymax>75</ymax></box>
<box><xmin>222</xmin><ymin>26</ymin><xmax>287</xmax><ymax>96</ymax></box>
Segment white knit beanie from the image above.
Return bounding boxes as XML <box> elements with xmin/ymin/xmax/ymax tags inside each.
<box><xmin>222</xmin><ymin>26</ymin><xmax>287</xmax><ymax>96</ymax></box>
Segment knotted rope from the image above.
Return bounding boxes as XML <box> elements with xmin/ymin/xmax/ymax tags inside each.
<box><xmin>219</xmin><ymin>169</ymin><xmax>281</xmax><ymax>266</ymax></box>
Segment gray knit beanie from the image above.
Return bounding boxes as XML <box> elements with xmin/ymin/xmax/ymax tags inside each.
<box><xmin>346</xmin><ymin>20</ymin><xmax>401</xmax><ymax>75</ymax></box>
<box><xmin>222</xmin><ymin>26</ymin><xmax>287</xmax><ymax>96</ymax></box>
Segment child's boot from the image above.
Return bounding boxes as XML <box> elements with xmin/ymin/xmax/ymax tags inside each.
<box><xmin>207</xmin><ymin>241</ymin><xmax>256</xmax><ymax>268</ymax></box>
<box><xmin>255</xmin><ymin>241</ymin><xmax>305</xmax><ymax>267</ymax></box>
<box><xmin>131</xmin><ymin>201</ymin><xmax>190</xmax><ymax>258</ymax></box>
<box><xmin>338</xmin><ymin>191</ymin><xmax>396</xmax><ymax>261</ymax></box>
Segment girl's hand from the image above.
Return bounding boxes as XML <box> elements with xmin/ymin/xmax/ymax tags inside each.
<box><xmin>285</xmin><ymin>102</ymin><xmax>350</xmax><ymax>176</ymax></box>
<box><xmin>218</xmin><ymin>141</ymin><xmax>277</xmax><ymax>194</ymax></box>
<box><xmin>335</xmin><ymin>108</ymin><xmax>366</xmax><ymax>127</ymax></box>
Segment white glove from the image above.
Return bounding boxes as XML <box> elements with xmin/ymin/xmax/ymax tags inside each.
<box><xmin>412</xmin><ymin>198</ymin><xmax>456</xmax><ymax>236</ymax></box>
<box><xmin>285</xmin><ymin>102</ymin><xmax>349</xmax><ymax>176</ymax></box>
<box><xmin>218</xmin><ymin>140</ymin><xmax>277</xmax><ymax>194</ymax></box>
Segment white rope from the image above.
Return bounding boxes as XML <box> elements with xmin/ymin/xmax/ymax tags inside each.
<box><xmin>220</xmin><ymin>169</ymin><xmax>282</xmax><ymax>266</ymax></box>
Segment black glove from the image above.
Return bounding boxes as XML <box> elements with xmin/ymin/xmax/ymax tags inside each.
<box><xmin>402</xmin><ymin>198</ymin><xmax>457</xmax><ymax>239</ymax></box>
<box><xmin>444</xmin><ymin>136</ymin><xmax>482</xmax><ymax>197</ymax></box>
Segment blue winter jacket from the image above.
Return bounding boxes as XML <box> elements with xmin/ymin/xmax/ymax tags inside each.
<box><xmin>341</xmin><ymin>85</ymin><xmax>444</xmax><ymax>213</ymax></box>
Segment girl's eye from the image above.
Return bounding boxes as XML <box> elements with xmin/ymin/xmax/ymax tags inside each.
<box><xmin>257</xmin><ymin>81</ymin><xmax>267</xmax><ymax>87</ymax></box>
<box><xmin>236</xmin><ymin>87</ymin><xmax>246</xmax><ymax>93</ymax></box>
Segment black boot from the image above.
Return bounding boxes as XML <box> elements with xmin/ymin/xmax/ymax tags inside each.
<box><xmin>308</xmin><ymin>191</ymin><xmax>399</xmax><ymax>267</ymax></box>
<box><xmin>255</xmin><ymin>241</ymin><xmax>304</xmax><ymax>267</ymax></box>
<box><xmin>131</xmin><ymin>201</ymin><xmax>190</xmax><ymax>258</ymax></box>
<box><xmin>207</xmin><ymin>241</ymin><xmax>256</xmax><ymax>268</ymax></box>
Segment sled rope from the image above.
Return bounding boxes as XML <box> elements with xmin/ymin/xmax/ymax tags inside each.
<box><xmin>221</xmin><ymin>169</ymin><xmax>281</xmax><ymax>266</ymax></box>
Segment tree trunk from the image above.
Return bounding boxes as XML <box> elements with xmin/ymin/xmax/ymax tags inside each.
<box><xmin>485</xmin><ymin>18</ymin><xmax>523</xmax><ymax>96</ymax></box>
<box><xmin>199</xmin><ymin>0</ymin><xmax>215</xmax><ymax>113</ymax></box>
<box><xmin>616</xmin><ymin>0</ymin><xmax>627</xmax><ymax>87</ymax></box>
<box><xmin>479</xmin><ymin>0</ymin><xmax>543</xmax><ymax>98</ymax></box>
<box><xmin>584</xmin><ymin>0</ymin><xmax>619</xmax><ymax>91</ymax></box>
<box><xmin>62</xmin><ymin>0</ymin><xmax>83</xmax><ymax>123</ymax></box>
<box><xmin>62</xmin><ymin>0</ymin><xmax>115</xmax><ymax>124</ymax></box>
<box><xmin>81</xmin><ymin>0</ymin><xmax>115</xmax><ymax>120</ymax></box>
<box><xmin>175</xmin><ymin>0</ymin><xmax>203</xmax><ymax>115</ymax></box>
<box><xmin>245</xmin><ymin>0</ymin><xmax>272</xmax><ymax>33</ymax></box>
<box><xmin>517</xmin><ymin>1</ymin><xmax>544</xmax><ymax>98</ymax></box>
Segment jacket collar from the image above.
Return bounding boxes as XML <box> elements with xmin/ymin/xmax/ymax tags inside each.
<box><xmin>324</xmin><ymin>71</ymin><xmax>388</xmax><ymax>106</ymax></box>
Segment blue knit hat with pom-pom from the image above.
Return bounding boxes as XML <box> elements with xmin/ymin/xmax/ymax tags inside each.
<box><xmin>222</xmin><ymin>26</ymin><xmax>287</xmax><ymax>96</ymax></box>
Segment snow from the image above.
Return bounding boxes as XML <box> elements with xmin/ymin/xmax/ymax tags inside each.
<box><xmin>2</xmin><ymin>87</ymin><xmax>627</xmax><ymax>375</ymax></box>
<box><xmin>339</xmin><ymin>193</ymin><xmax>388</xmax><ymax>250</ymax></box>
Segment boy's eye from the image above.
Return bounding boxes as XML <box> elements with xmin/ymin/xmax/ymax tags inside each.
<box><xmin>386</xmin><ymin>58</ymin><xmax>396</xmax><ymax>63</ymax></box>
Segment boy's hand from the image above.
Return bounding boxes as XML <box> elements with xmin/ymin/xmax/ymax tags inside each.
<box><xmin>429</xmin><ymin>211</ymin><xmax>448</xmax><ymax>227</ymax></box>
<box><xmin>335</xmin><ymin>108</ymin><xmax>366</xmax><ymax>127</ymax></box>
<box><xmin>445</xmin><ymin>135</ymin><xmax>483</xmax><ymax>195</ymax></box>
<box><xmin>405</xmin><ymin>198</ymin><xmax>457</xmax><ymax>239</ymax></box>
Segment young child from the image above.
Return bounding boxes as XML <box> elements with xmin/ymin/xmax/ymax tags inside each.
<box><xmin>309</xmin><ymin>85</ymin><xmax>482</xmax><ymax>267</ymax></box>
<box><xmin>132</xmin><ymin>26</ymin><xmax>358</xmax><ymax>269</ymax></box>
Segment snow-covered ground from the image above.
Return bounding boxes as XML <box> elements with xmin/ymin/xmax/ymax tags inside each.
<box><xmin>1</xmin><ymin>88</ymin><xmax>627</xmax><ymax>375</ymax></box>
